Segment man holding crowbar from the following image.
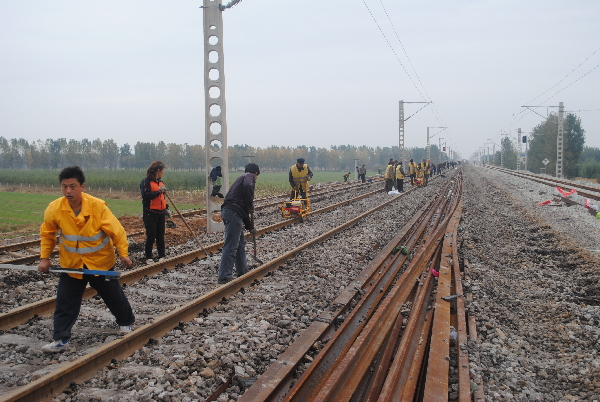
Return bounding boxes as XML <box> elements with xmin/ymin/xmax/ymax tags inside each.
<box><xmin>37</xmin><ymin>166</ymin><xmax>135</xmax><ymax>352</ymax></box>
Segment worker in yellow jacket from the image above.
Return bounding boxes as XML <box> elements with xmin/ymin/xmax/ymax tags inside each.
<box><xmin>38</xmin><ymin>166</ymin><xmax>135</xmax><ymax>353</ymax></box>
<box><xmin>421</xmin><ymin>159</ymin><xmax>431</xmax><ymax>186</ymax></box>
<box><xmin>289</xmin><ymin>158</ymin><xmax>313</xmax><ymax>199</ymax></box>
<box><xmin>395</xmin><ymin>161</ymin><xmax>405</xmax><ymax>192</ymax></box>
<box><xmin>408</xmin><ymin>159</ymin><xmax>418</xmax><ymax>185</ymax></box>
<box><xmin>384</xmin><ymin>160</ymin><xmax>396</xmax><ymax>193</ymax></box>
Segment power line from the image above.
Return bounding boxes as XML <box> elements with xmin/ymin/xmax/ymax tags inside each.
<box><xmin>363</xmin><ymin>0</ymin><xmax>450</xmax><ymax>139</ymax></box>
<box><xmin>525</xmin><ymin>46</ymin><xmax>600</xmax><ymax>105</ymax></box>
<box><xmin>377</xmin><ymin>0</ymin><xmax>430</xmax><ymax>102</ymax></box>
<box><xmin>361</xmin><ymin>0</ymin><xmax>426</xmax><ymax>101</ymax></box>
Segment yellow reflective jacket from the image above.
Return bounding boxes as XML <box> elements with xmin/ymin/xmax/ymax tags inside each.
<box><xmin>408</xmin><ymin>162</ymin><xmax>418</xmax><ymax>175</ymax></box>
<box><xmin>421</xmin><ymin>162</ymin><xmax>431</xmax><ymax>175</ymax></box>
<box><xmin>40</xmin><ymin>193</ymin><xmax>129</xmax><ymax>278</ymax></box>
<box><xmin>290</xmin><ymin>164</ymin><xmax>312</xmax><ymax>192</ymax></box>
<box><xmin>384</xmin><ymin>164</ymin><xmax>395</xmax><ymax>180</ymax></box>
<box><xmin>395</xmin><ymin>165</ymin><xmax>405</xmax><ymax>179</ymax></box>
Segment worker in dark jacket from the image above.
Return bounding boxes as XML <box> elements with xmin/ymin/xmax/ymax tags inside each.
<box><xmin>209</xmin><ymin>166</ymin><xmax>224</xmax><ymax>198</ymax></box>
<box><xmin>218</xmin><ymin>163</ymin><xmax>260</xmax><ymax>284</ymax></box>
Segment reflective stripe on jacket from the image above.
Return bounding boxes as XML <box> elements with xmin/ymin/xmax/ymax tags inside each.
<box><xmin>40</xmin><ymin>193</ymin><xmax>128</xmax><ymax>278</ymax></box>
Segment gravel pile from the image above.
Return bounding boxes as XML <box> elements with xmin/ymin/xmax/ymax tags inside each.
<box><xmin>461</xmin><ymin>165</ymin><xmax>600</xmax><ymax>400</ymax></box>
<box><xmin>0</xmin><ymin>175</ymin><xmax>451</xmax><ymax>400</ymax></box>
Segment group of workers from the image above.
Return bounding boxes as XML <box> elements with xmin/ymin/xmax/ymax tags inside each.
<box><xmin>36</xmin><ymin>157</ymin><xmax>315</xmax><ymax>352</ymax></box>
<box><xmin>35</xmin><ymin>154</ymin><xmax>449</xmax><ymax>353</ymax></box>
<box><xmin>384</xmin><ymin>158</ymin><xmax>440</xmax><ymax>192</ymax></box>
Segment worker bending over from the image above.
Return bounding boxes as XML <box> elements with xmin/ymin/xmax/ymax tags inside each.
<box><xmin>289</xmin><ymin>158</ymin><xmax>313</xmax><ymax>200</ymax></box>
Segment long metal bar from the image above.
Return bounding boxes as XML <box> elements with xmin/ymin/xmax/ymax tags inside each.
<box><xmin>277</xmin><ymin>185</ymin><xmax>452</xmax><ymax>402</ymax></box>
<box><xmin>0</xmin><ymin>264</ymin><xmax>120</xmax><ymax>277</ymax></box>
<box><xmin>285</xmin><ymin>177</ymin><xmax>462</xmax><ymax>401</ymax></box>
<box><xmin>0</xmin><ymin>185</ymin><xmax>393</xmax><ymax>331</ymax></box>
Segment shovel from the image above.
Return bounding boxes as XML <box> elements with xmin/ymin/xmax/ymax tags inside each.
<box><xmin>250</xmin><ymin>212</ymin><xmax>264</xmax><ymax>264</ymax></box>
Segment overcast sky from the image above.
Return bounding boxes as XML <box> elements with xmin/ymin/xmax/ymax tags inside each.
<box><xmin>1</xmin><ymin>0</ymin><xmax>598</xmax><ymax>161</ymax></box>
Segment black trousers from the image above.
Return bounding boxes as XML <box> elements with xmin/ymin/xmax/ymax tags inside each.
<box><xmin>54</xmin><ymin>273</ymin><xmax>135</xmax><ymax>340</ymax></box>
<box><xmin>396</xmin><ymin>178</ymin><xmax>404</xmax><ymax>192</ymax></box>
<box><xmin>424</xmin><ymin>174</ymin><xmax>429</xmax><ymax>186</ymax></box>
<box><xmin>385</xmin><ymin>179</ymin><xmax>394</xmax><ymax>192</ymax></box>
<box><xmin>359</xmin><ymin>174</ymin><xmax>366</xmax><ymax>183</ymax></box>
<box><xmin>410</xmin><ymin>173</ymin><xmax>416</xmax><ymax>184</ymax></box>
<box><xmin>290</xmin><ymin>189</ymin><xmax>307</xmax><ymax>200</ymax></box>
<box><xmin>143</xmin><ymin>210</ymin><xmax>166</xmax><ymax>259</ymax></box>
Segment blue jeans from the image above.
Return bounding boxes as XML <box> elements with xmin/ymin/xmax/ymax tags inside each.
<box><xmin>218</xmin><ymin>208</ymin><xmax>247</xmax><ymax>282</ymax></box>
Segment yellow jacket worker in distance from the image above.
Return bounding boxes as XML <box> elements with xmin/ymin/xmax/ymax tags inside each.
<box><xmin>38</xmin><ymin>166</ymin><xmax>135</xmax><ymax>353</ymax></box>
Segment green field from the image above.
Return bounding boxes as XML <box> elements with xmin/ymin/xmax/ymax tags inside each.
<box><xmin>0</xmin><ymin>192</ymin><xmax>197</xmax><ymax>236</ymax></box>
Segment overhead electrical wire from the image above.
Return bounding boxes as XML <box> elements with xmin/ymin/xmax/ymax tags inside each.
<box><xmin>490</xmin><ymin>46</ymin><xmax>600</xmax><ymax>146</ymax></box>
<box><xmin>361</xmin><ymin>0</ymin><xmax>426</xmax><ymax>101</ymax></box>
<box><xmin>363</xmin><ymin>0</ymin><xmax>453</xmax><ymax>149</ymax></box>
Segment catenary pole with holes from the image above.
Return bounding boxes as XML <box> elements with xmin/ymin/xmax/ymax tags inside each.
<box><xmin>203</xmin><ymin>0</ymin><xmax>229</xmax><ymax>233</ymax></box>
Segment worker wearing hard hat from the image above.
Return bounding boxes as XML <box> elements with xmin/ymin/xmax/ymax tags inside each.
<box><xmin>289</xmin><ymin>158</ymin><xmax>313</xmax><ymax>200</ymax></box>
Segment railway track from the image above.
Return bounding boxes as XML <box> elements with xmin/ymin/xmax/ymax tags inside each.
<box><xmin>0</xmin><ymin>180</ymin><xmax>389</xmax><ymax>329</ymax></box>
<box><xmin>485</xmin><ymin>165</ymin><xmax>600</xmax><ymax>201</ymax></box>
<box><xmin>239</xmin><ymin>170</ymin><xmax>469</xmax><ymax>401</ymax></box>
<box><xmin>0</xmin><ymin>178</ymin><xmax>381</xmax><ymax>265</ymax></box>
<box><xmin>0</xmin><ymin>173</ymin><xmax>450</xmax><ymax>401</ymax></box>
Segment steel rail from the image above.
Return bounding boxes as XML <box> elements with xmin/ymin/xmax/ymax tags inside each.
<box><xmin>422</xmin><ymin>198</ymin><xmax>466</xmax><ymax>399</ymax></box>
<box><xmin>0</xmin><ymin>184</ymin><xmax>396</xmax><ymax>331</ymax></box>
<box><xmin>238</xmin><ymin>180</ymin><xmax>448</xmax><ymax>402</ymax></box>
<box><xmin>275</xmin><ymin>174</ymin><xmax>462</xmax><ymax>402</ymax></box>
<box><xmin>0</xmin><ymin>178</ymin><xmax>412</xmax><ymax>402</ymax></box>
<box><xmin>0</xmin><ymin>179</ymin><xmax>381</xmax><ymax>263</ymax></box>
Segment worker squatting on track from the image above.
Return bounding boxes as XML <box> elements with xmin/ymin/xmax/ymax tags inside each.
<box><xmin>38</xmin><ymin>166</ymin><xmax>135</xmax><ymax>353</ymax></box>
<box><xmin>140</xmin><ymin>161</ymin><xmax>170</xmax><ymax>264</ymax></box>
<box><xmin>217</xmin><ymin>163</ymin><xmax>260</xmax><ymax>285</ymax></box>
<box><xmin>289</xmin><ymin>158</ymin><xmax>313</xmax><ymax>200</ymax></box>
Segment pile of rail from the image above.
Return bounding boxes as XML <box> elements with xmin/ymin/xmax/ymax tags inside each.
<box><xmin>239</xmin><ymin>170</ymin><xmax>473</xmax><ymax>401</ymax></box>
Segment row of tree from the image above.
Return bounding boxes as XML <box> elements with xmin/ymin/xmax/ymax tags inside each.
<box><xmin>0</xmin><ymin>137</ymin><xmax>455</xmax><ymax>172</ymax></box>
<box><xmin>479</xmin><ymin>112</ymin><xmax>599</xmax><ymax>179</ymax></box>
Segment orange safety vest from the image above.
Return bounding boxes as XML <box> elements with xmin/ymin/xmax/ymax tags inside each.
<box><xmin>149</xmin><ymin>181</ymin><xmax>167</xmax><ymax>210</ymax></box>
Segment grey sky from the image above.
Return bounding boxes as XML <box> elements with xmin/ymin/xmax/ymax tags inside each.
<box><xmin>1</xmin><ymin>0</ymin><xmax>599</xmax><ymax>161</ymax></box>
